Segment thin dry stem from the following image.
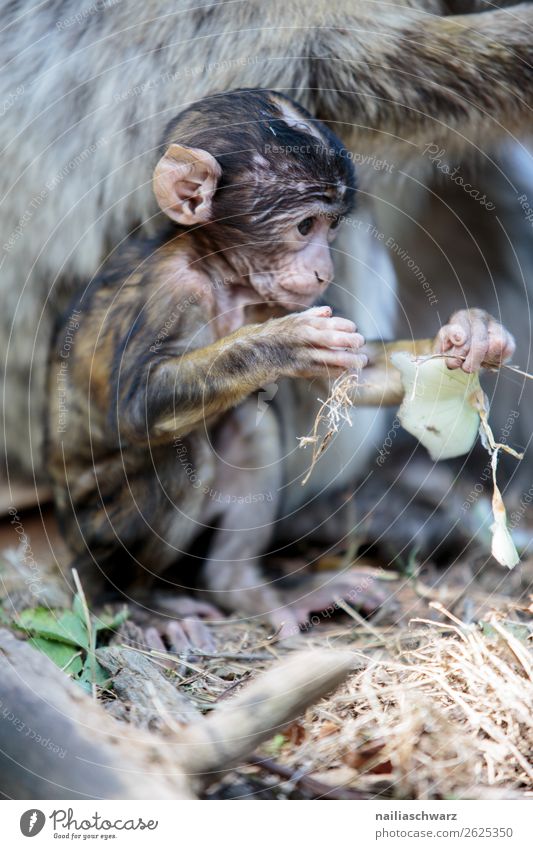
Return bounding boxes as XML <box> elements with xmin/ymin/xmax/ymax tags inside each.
<box><xmin>298</xmin><ymin>371</ymin><xmax>360</xmax><ymax>485</ymax></box>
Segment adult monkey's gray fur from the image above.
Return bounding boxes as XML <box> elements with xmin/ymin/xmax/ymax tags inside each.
<box><xmin>1</xmin><ymin>1</ymin><xmax>532</xmax><ymax>516</ymax></box>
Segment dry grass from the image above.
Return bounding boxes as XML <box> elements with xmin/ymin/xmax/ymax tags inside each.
<box><xmin>298</xmin><ymin>371</ymin><xmax>359</xmax><ymax>485</ymax></box>
<box><xmin>261</xmin><ymin>607</ymin><xmax>533</xmax><ymax>800</ymax></box>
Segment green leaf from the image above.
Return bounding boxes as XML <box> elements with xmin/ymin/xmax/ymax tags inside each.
<box><xmin>17</xmin><ymin>607</ymin><xmax>89</xmax><ymax>649</ymax></box>
<box><xmin>480</xmin><ymin>620</ymin><xmax>530</xmax><ymax>643</ymax></box>
<box><xmin>80</xmin><ymin>655</ymin><xmax>110</xmax><ymax>689</ymax></box>
<box><xmin>28</xmin><ymin>637</ymin><xmax>83</xmax><ymax>677</ymax></box>
<box><xmin>264</xmin><ymin>734</ymin><xmax>286</xmax><ymax>755</ymax></box>
<box><xmin>94</xmin><ymin>607</ymin><xmax>129</xmax><ymax>632</ymax></box>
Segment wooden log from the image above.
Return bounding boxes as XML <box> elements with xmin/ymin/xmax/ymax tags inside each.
<box><xmin>96</xmin><ymin>646</ymin><xmax>199</xmax><ymax>728</ymax></box>
<box><xmin>0</xmin><ymin>630</ymin><xmax>194</xmax><ymax>799</ymax></box>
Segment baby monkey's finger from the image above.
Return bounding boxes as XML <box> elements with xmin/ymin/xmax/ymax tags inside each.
<box><xmin>307</xmin><ymin>315</ymin><xmax>356</xmax><ymax>334</ymax></box>
<box><xmin>307</xmin><ymin>327</ymin><xmax>364</xmax><ymax>350</ymax></box>
<box><xmin>312</xmin><ymin>348</ymin><xmax>368</xmax><ymax>371</ymax></box>
<box><xmin>301</xmin><ymin>305</ymin><xmax>332</xmax><ymax>318</ymax></box>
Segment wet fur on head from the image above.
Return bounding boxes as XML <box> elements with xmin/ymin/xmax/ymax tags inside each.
<box><xmin>161</xmin><ymin>89</ymin><xmax>357</xmax><ymax>247</ymax></box>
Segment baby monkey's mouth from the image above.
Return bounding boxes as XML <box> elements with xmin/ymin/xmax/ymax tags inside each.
<box><xmin>278</xmin><ymin>281</ymin><xmax>330</xmax><ymax>306</ymax></box>
<box><xmin>248</xmin><ymin>276</ymin><xmax>317</xmax><ymax>306</ymax></box>
<box><xmin>275</xmin><ymin>289</ymin><xmax>326</xmax><ymax>314</ymax></box>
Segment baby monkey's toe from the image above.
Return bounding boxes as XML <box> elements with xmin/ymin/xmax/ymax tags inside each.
<box><xmin>145</xmin><ymin>616</ymin><xmax>216</xmax><ymax>658</ymax></box>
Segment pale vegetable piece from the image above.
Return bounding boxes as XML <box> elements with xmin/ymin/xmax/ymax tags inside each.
<box><xmin>390</xmin><ymin>352</ymin><xmax>482</xmax><ymax>461</ymax></box>
<box><xmin>391</xmin><ymin>353</ymin><xmax>521</xmax><ymax>569</ymax></box>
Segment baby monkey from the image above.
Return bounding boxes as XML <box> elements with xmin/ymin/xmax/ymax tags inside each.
<box><xmin>48</xmin><ymin>90</ymin><xmax>515</xmax><ymax>642</ymax></box>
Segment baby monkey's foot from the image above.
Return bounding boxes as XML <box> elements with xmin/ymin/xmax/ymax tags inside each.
<box><xmin>133</xmin><ymin>592</ymin><xmax>222</xmax><ymax>661</ymax></box>
<box><xmin>145</xmin><ymin>617</ymin><xmax>217</xmax><ymax>658</ymax></box>
<box><xmin>150</xmin><ymin>591</ymin><xmax>221</xmax><ymax>622</ymax></box>
<box><xmin>275</xmin><ymin>567</ymin><xmax>391</xmax><ymax>640</ymax></box>
<box><xmin>436</xmin><ymin>308</ymin><xmax>515</xmax><ymax>373</ymax></box>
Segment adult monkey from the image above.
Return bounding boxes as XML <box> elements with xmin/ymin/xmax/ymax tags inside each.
<box><xmin>1</xmin><ymin>1</ymin><xmax>532</xmax><ymax>549</ymax></box>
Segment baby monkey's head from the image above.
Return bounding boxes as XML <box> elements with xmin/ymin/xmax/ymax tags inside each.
<box><xmin>153</xmin><ymin>89</ymin><xmax>356</xmax><ymax>310</ymax></box>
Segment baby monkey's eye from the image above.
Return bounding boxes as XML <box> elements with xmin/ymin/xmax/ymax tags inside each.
<box><xmin>329</xmin><ymin>215</ymin><xmax>341</xmax><ymax>230</ymax></box>
<box><xmin>297</xmin><ymin>216</ymin><xmax>315</xmax><ymax>236</ymax></box>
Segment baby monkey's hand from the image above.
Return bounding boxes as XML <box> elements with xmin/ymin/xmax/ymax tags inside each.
<box><xmin>271</xmin><ymin>305</ymin><xmax>367</xmax><ymax>378</ymax></box>
<box><xmin>435</xmin><ymin>308</ymin><xmax>515</xmax><ymax>373</ymax></box>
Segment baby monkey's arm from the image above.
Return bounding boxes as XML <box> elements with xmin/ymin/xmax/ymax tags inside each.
<box><xmin>121</xmin><ymin>306</ymin><xmax>366</xmax><ymax>442</ymax></box>
<box><xmin>355</xmin><ymin>338</ymin><xmax>434</xmax><ymax>407</ymax></box>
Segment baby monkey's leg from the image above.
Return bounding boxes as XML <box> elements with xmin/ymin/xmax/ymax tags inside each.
<box><xmin>203</xmin><ymin>402</ymin><xmax>387</xmax><ymax>638</ymax></box>
<box><xmin>200</xmin><ymin>401</ymin><xmax>299</xmax><ymax>636</ymax></box>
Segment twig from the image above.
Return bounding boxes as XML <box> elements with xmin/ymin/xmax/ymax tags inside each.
<box><xmin>72</xmin><ymin>568</ymin><xmax>97</xmax><ymax>700</ymax></box>
<box><xmin>334</xmin><ymin>597</ymin><xmax>391</xmax><ymax>647</ymax></box>
<box><xmin>215</xmin><ymin>672</ymin><xmax>253</xmax><ymax>702</ymax></box>
<box><xmin>502</xmin><ymin>363</ymin><xmax>533</xmax><ymax>381</ymax></box>
<box><xmin>193</xmin><ymin>650</ymin><xmax>273</xmax><ymax>661</ymax></box>
<box><xmin>121</xmin><ymin>643</ymin><xmax>223</xmax><ymax>683</ymax></box>
<box><xmin>250</xmin><ymin>756</ymin><xmax>370</xmax><ymax>799</ymax></box>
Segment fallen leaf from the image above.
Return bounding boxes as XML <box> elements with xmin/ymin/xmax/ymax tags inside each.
<box><xmin>318</xmin><ymin>720</ymin><xmax>341</xmax><ymax>738</ymax></box>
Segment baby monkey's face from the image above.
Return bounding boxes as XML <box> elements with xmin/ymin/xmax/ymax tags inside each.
<box><xmin>151</xmin><ymin>90</ymin><xmax>356</xmax><ymax>314</ymax></box>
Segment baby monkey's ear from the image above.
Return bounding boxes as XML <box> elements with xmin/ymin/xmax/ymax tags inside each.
<box><xmin>153</xmin><ymin>144</ymin><xmax>221</xmax><ymax>225</ymax></box>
